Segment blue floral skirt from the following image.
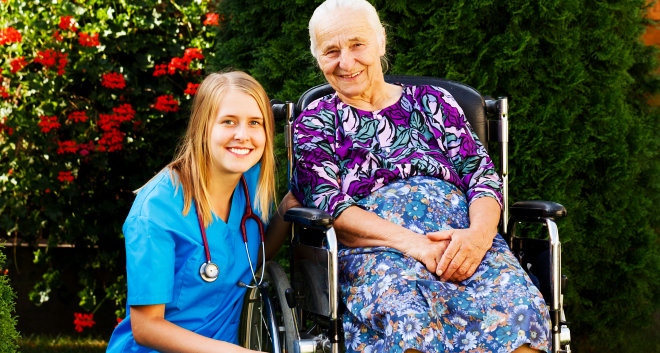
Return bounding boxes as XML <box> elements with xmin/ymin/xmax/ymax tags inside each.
<box><xmin>338</xmin><ymin>176</ymin><xmax>551</xmax><ymax>353</ymax></box>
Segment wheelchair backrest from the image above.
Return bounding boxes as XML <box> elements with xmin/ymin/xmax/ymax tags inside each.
<box><xmin>295</xmin><ymin>75</ymin><xmax>489</xmax><ymax>148</ymax></box>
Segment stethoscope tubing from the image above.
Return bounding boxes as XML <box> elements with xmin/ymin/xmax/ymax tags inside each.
<box><xmin>195</xmin><ymin>175</ymin><xmax>265</xmax><ymax>287</ymax></box>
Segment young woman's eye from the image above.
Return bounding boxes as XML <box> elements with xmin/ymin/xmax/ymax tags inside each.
<box><xmin>220</xmin><ymin>119</ymin><xmax>235</xmax><ymax>125</ymax></box>
<box><xmin>249</xmin><ymin>120</ymin><xmax>263</xmax><ymax>126</ymax></box>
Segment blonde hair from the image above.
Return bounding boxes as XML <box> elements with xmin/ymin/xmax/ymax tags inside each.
<box><xmin>308</xmin><ymin>0</ymin><xmax>386</xmax><ymax>59</ymax></box>
<box><xmin>166</xmin><ymin>71</ymin><xmax>276</xmax><ymax>226</ymax></box>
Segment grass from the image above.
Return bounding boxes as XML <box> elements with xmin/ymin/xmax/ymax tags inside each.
<box><xmin>18</xmin><ymin>334</ymin><xmax>107</xmax><ymax>353</ymax></box>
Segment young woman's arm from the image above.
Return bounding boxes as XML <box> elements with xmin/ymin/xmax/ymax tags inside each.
<box><xmin>130</xmin><ymin>304</ymin><xmax>263</xmax><ymax>353</ymax></box>
<box><xmin>263</xmin><ymin>191</ymin><xmax>300</xmax><ymax>261</ymax></box>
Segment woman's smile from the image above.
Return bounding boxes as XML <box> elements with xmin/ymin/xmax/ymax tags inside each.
<box><xmin>227</xmin><ymin>147</ymin><xmax>253</xmax><ymax>155</ymax></box>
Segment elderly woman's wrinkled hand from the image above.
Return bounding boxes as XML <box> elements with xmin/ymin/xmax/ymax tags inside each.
<box><xmin>427</xmin><ymin>228</ymin><xmax>494</xmax><ymax>282</ymax></box>
<box><xmin>403</xmin><ymin>232</ymin><xmax>452</xmax><ymax>274</ymax></box>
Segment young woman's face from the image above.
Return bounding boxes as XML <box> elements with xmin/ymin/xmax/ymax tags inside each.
<box><xmin>208</xmin><ymin>89</ymin><xmax>266</xmax><ymax>179</ymax></box>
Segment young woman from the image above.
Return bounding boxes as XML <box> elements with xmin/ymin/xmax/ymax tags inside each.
<box><xmin>107</xmin><ymin>71</ymin><xmax>298</xmax><ymax>353</ymax></box>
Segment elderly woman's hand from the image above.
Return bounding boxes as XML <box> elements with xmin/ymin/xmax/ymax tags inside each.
<box><xmin>427</xmin><ymin>228</ymin><xmax>493</xmax><ymax>281</ymax></box>
<box><xmin>401</xmin><ymin>232</ymin><xmax>452</xmax><ymax>274</ymax></box>
<box><xmin>426</xmin><ymin>197</ymin><xmax>500</xmax><ymax>282</ymax></box>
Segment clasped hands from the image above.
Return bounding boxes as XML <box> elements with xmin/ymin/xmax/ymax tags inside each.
<box><xmin>407</xmin><ymin>227</ymin><xmax>494</xmax><ymax>282</ymax></box>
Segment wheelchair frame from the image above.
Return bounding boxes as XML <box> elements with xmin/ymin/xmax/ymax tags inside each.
<box><xmin>239</xmin><ymin>75</ymin><xmax>571</xmax><ymax>353</ymax></box>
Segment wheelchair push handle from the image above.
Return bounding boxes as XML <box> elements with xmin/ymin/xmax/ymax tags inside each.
<box><xmin>284</xmin><ymin>207</ymin><xmax>334</xmax><ymax>229</ymax></box>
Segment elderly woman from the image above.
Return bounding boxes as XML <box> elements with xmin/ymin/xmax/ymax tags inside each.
<box><xmin>291</xmin><ymin>0</ymin><xmax>550</xmax><ymax>352</ymax></box>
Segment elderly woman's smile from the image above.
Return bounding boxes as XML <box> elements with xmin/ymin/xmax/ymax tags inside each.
<box><xmin>312</xmin><ymin>8</ymin><xmax>391</xmax><ymax>108</ymax></box>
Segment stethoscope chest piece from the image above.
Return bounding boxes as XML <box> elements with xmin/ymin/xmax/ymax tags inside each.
<box><xmin>199</xmin><ymin>262</ymin><xmax>219</xmax><ymax>282</ymax></box>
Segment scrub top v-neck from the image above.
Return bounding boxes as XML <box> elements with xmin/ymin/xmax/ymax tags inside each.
<box><xmin>106</xmin><ymin>164</ymin><xmax>263</xmax><ymax>353</ymax></box>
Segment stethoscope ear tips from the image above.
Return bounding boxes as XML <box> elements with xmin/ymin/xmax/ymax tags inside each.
<box><xmin>200</xmin><ymin>261</ymin><xmax>219</xmax><ymax>283</ymax></box>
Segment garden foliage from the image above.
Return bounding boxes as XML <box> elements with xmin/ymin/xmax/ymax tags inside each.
<box><xmin>211</xmin><ymin>0</ymin><xmax>660</xmax><ymax>352</ymax></box>
<box><xmin>0</xmin><ymin>0</ymin><xmax>222</xmax><ymax>323</ymax></box>
<box><xmin>0</xmin><ymin>248</ymin><xmax>18</xmax><ymax>353</ymax></box>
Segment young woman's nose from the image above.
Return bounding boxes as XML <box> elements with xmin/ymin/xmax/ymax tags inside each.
<box><xmin>233</xmin><ymin>123</ymin><xmax>248</xmax><ymax>141</ymax></box>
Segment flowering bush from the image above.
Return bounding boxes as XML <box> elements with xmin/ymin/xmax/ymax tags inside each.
<box><xmin>0</xmin><ymin>248</ymin><xmax>18</xmax><ymax>353</ymax></box>
<box><xmin>0</xmin><ymin>0</ymin><xmax>225</xmax><ymax>330</ymax></box>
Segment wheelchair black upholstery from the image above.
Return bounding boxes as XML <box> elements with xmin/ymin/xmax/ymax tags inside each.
<box><xmin>240</xmin><ymin>75</ymin><xmax>571</xmax><ymax>353</ymax></box>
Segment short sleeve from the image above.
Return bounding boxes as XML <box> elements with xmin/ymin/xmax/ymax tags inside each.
<box><xmin>123</xmin><ymin>215</ymin><xmax>176</xmax><ymax>305</ymax></box>
<box><xmin>291</xmin><ymin>97</ymin><xmax>358</xmax><ymax>218</ymax></box>
<box><xmin>422</xmin><ymin>86</ymin><xmax>503</xmax><ymax>208</ymax></box>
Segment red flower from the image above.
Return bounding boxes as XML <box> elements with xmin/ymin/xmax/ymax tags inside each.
<box><xmin>73</xmin><ymin>312</ymin><xmax>95</xmax><ymax>332</ymax></box>
<box><xmin>0</xmin><ymin>117</ymin><xmax>13</xmax><ymax>136</ymax></box>
<box><xmin>78</xmin><ymin>141</ymin><xmax>95</xmax><ymax>156</ymax></box>
<box><xmin>113</xmin><ymin>103</ymin><xmax>136</xmax><ymax>120</ymax></box>
<box><xmin>68</xmin><ymin>111</ymin><xmax>89</xmax><ymax>123</ymax></box>
<box><xmin>52</xmin><ymin>30</ymin><xmax>64</xmax><ymax>42</ymax></box>
<box><xmin>97</xmin><ymin>129</ymin><xmax>125</xmax><ymax>152</ymax></box>
<box><xmin>35</xmin><ymin>50</ymin><xmax>68</xmax><ymax>75</ymax></box>
<box><xmin>58</xmin><ymin>171</ymin><xmax>74</xmax><ymax>183</ymax></box>
<box><xmin>167</xmin><ymin>57</ymin><xmax>188</xmax><ymax>74</ymax></box>
<box><xmin>0</xmin><ymin>86</ymin><xmax>8</xmax><ymax>99</ymax></box>
<box><xmin>154</xmin><ymin>48</ymin><xmax>204</xmax><ymax>76</ymax></box>
<box><xmin>57</xmin><ymin>140</ymin><xmax>79</xmax><ymax>154</ymax></box>
<box><xmin>58</xmin><ymin>16</ymin><xmax>78</xmax><ymax>32</ymax></box>
<box><xmin>78</xmin><ymin>32</ymin><xmax>100</xmax><ymax>47</ymax></box>
<box><xmin>154</xmin><ymin>95</ymin><xmax>179</xmax><ymax>112</ymax></box>
<box><xmin>38</xmin><ymin>115</ymin><xmax>60</xmax><ymax>133</ymax></box>
<box><xmin>101</xmin><ymin>72</ymin><xmax>126</xmax><ymax>89</ymax></box>
<box><xmin>0</xmin><ymin>27</ymin><xmax>22</xmax><ymax>45</ymax></box>
<box><xmin>203</xmin><ymin>13</ymin><xmax>220</xmax><ymax>26</ymax></box>
<box><xmin>95</xmin><ymin>104</ymin><xmax>135</xmax><ymax>152</ymax></box>
<box><xmin>183</xmin><ymin>48</ymin><xmax>204</xmax><ymax>62</ymax></box>
<box><xmin>184</xmin><ymin>82</ymin><xmax>200</xmax><ymax>95</ymax></box>
<box><xmin>153</xmin><ymin>64</ymin><xmax>168</xmax><ymax>77</ymax></box>
<box><xmin>10</xmin><ymin>56</ymin><xmax>28</xmax><ymax>73</ymax></box>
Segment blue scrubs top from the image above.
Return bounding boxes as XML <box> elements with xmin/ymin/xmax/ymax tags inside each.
<box><xmin>107</xmin><ymin>164</ymin><xmax>263</xmax><ymax>352</ymax></box>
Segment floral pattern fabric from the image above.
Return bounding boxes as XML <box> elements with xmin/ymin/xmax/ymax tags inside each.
<box><xmin>339</xmin><ymin>176</ymin><xmax>551</xmax><ymax>352</ymax></box>
<box><xmin>291</xmin><ymin>84</ymin><xmax>503</xmax><ymax>219</ymax></box>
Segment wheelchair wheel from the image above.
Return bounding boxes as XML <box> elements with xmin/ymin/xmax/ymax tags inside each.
<box><xmin>239</xmin><ymin>261</ymin><xmax>297</xmax><ymax>353</ymax></box>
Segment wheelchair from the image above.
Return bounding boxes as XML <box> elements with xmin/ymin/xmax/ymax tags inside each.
<box><xmin>238</xmin><ymin>75</ymin><xmax>572</xmax><ymax>353</ymax></box>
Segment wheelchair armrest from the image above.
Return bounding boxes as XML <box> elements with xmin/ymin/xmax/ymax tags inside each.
<box><xmin>284</xmin><ymin>207</ymin><xmax>334</xmax><ymax>229</ymax></box>
<box><xmin>509</xmin><ymin>200</ymin><xmax>567</xmax><ymax>223</ymax></box>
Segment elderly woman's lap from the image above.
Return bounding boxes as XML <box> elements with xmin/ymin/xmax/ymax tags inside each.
<box><xmin>337</xmin><ymin>177</ymin><xmax>551</xmax><ymax>353</ymax></box>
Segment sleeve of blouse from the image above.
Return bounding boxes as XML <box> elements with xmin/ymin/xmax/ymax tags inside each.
<box><xmin>291</xmin><ymin>99</ymin><xmax>358</xmax><ymax>218</ymax></box>
<box><xmin>425</xmin><ymin>86</ymin><xmax>503</xmax><ymax>208</ymax></box>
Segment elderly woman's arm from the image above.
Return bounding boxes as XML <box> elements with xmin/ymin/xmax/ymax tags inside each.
<box><xmin>334</xmin><ymin>205</ymin><xmax>452</xmax><ymax>274</ymax></box>
<box><xmin>425</xmin><ymin>87</ymin><xmax>504</xmax><ymax>282</ymax></box>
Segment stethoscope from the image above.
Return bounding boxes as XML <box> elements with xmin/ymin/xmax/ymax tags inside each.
<box><xmin>195</xmin><ymin>175</ymin><xmax>265</xmax><ymax>288</ymax></box>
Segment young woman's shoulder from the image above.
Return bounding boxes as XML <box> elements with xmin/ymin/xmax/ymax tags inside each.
<box><xmin>126</xmin><ymin>168</ymin><xmax>183</xmax><ymax>221</ymax></box>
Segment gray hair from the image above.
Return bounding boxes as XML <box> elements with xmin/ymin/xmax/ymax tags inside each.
<box><xmin>308</xmin><ymin>0</ymin><xmax>386</xmax><ymax>59</ymax></box>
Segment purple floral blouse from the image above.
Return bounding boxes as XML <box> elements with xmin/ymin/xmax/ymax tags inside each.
<box><xmin>291</xmin><ymin>84</ymin><xmax>503</xmax><ymax>218</ymax></box>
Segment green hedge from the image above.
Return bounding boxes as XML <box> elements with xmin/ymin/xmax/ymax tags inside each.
<box><xmin>211</xmin><ymin>0</ymin><xmax>660</xmax><ymax>351</ymax></box>
<box><xmin>0</xmin><ymin>248</ymin><xmax>19</xmax><ymax>353</ymax></box>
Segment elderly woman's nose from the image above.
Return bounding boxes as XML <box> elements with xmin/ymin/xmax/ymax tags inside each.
<box><xmin>338</xmin><ymin>50</ymin><xmax>356</xmax><ymax>69</ymax></box>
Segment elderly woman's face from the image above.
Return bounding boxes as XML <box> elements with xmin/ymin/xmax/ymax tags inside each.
<box><xmin>314</xmin><ymin>10</ymin><xmax>385</xmax><ymax>101</ymax></box>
